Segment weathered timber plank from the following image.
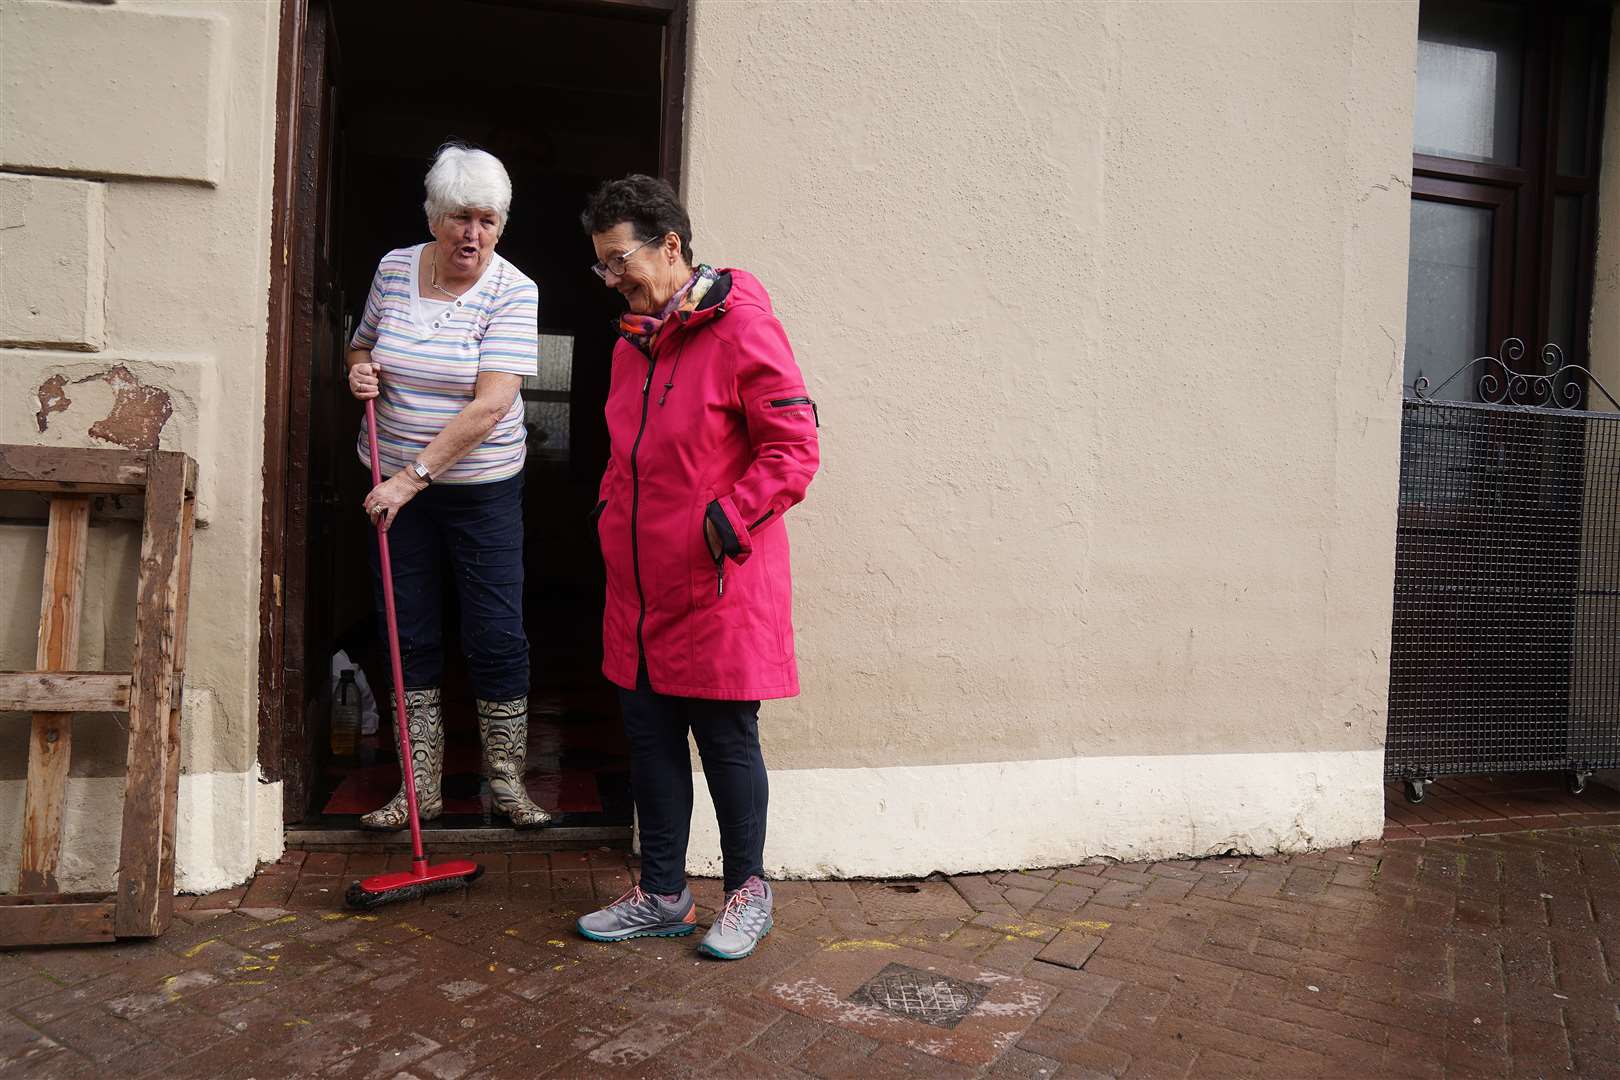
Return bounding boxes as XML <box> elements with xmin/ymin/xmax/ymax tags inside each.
<box><xmin>156</xmin><ymin>494</ymin><xmax>195</xmax><ymax>928</ymax></box>
<box><xmin>0</xmin><ymin>445</ymin><xmax>150</xmax><ymax>494</ymax></box>
<box><xmin>34</xmin><ymin>497</ymin><xmax>89</xmax><ymax>665</ymax></box>
<box><xmin>0</xmin><ymin>672</ymin><xmax>131</xmax><ymax>712</ymax></box>
<box><xmin>18</xmin><ymin>495</ymin><xmax>90</xmax><ymax>894</ymax></box>
<box><xmin>114</xmin><ymin>452</ymin><xmax>188</xmax><ymax>938</ymax></box>
<box><xmin>0</xmin><ymin>891</ymin><xmax>113</xmax><ymax>904</ymax></box>
<box><xmin>0</xmin><ymin>901</ymin><xmax>116</xmax><ymax>948</ymax></box>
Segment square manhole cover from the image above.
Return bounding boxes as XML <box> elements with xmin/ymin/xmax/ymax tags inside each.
<box><xmin>847</xmin><ymin>963</ymin><xmax>990</xmax><ymax>1029</ymax></box>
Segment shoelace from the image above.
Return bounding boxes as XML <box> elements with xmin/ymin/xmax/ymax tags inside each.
<box><xmin>610</xmin><ymin>885</ymin><xmax>649</xmax><ymax>910</ymax></box>
<box><xmin>719</xmin><ymin>888</ymin><xmax>753</xmax><ymax>931</ymax></box>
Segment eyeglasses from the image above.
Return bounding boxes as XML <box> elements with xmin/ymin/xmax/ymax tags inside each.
<box><xmin>591</xmin><ymin>235</ymin><xmax>662</xmax><ymax>281</ymax></box>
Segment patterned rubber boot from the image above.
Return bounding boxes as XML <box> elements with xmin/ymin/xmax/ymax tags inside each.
<box><xmin>478</xmin><ymin>696</ymin><xmax>554</xmax><ymax>828</ymax></box>
<box><xmin>360</xmin><ymin>687</ymin><xmax>444</xmax><ymax>830</ymax></box>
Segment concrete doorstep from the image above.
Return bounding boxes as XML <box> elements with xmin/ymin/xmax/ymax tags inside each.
<box><xmin>2</xmin><ymin>827</ymin><xmax>1619</xmax><ymax>1079</ymax></box>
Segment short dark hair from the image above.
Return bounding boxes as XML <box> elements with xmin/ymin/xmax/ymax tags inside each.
<box><xmin>580</xmin><ymin>174</ymin><xmax>694</xmax><ymax>264</ymax></box>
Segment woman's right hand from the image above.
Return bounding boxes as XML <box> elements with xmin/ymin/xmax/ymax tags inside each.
<box><xmin>348</xmin><ymin>360</ymin><xmax>380</xmax><ymax>400</ymax></box>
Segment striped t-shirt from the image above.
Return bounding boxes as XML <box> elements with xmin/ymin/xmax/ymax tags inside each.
<box><xmin>351</xmin><ymin>244</ymin><xmax>539</xmax><ymax>484</ymax></box>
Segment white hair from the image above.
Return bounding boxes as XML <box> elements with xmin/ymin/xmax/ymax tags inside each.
<box><xmin>423</xmin><ymin>144</ymin><xmax>512</xmax><ymax>231</ymax></box>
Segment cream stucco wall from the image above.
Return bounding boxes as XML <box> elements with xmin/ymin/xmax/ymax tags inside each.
<box><xmin>0</xmin><ymin>0</ymin><xmax>1421</xmax><ymax>892</ymax></box>
<box><xmin>682</xmin><ymin>0</ymin><xmax>1417</xmax><ymax>873</ymax></box>
<box><xmin>0</xmin><ymin>0</ymin><xmax>283</xmax><ymax>893</ymax></box>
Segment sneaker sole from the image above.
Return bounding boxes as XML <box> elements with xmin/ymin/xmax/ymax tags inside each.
<box><xmin>697</xmin><ymin>917</ymin><xmax>773</xmax><ymax>961</ymax></box>
<box><xmin>577</xmin><ymin>921</ymin><xmax>696</xmax><ymax>943</ymax></box>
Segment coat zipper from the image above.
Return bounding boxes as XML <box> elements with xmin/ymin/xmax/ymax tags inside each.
<box><xmin>768</xmin><ymin>396</ymin><xmax>819</xmax><ymax>426</ymax></box>
<box><xmin>635</xmin><ymin>313</ymin><xmax>739</xmax><ymax>612</ymax></box>
<box><xmin>630</xmin><ymin>355</ymin><xmax>656</xmax><ymax>666</ymax></box>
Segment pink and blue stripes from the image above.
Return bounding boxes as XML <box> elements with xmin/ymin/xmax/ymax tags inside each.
<box><xmin>351</xmin><ymin>244</ymin><xmax>538</xmax><ymax>484</ymax></box>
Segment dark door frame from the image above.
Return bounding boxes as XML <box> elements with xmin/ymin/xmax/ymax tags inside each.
<box><xmin>256</xmin><ymin>0</ymin><xmax>690</xmax><ymax>819</ymax></box>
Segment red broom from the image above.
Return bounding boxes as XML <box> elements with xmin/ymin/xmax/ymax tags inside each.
<box><xmin>346</xmin><ymin>397</ymin><xmax>483</xmax><ymax>908</ymax></box>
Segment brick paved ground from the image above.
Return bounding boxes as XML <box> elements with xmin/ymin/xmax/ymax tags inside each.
<box><xmin>3</xmin><ymin>826</ymin><xmax>1619</xmax><ymax>1079</ymax></box>
<box><xmin>1383</xmin><ymin>772</ymin><xmax>1620</xmax><ymax>842</ymax></box>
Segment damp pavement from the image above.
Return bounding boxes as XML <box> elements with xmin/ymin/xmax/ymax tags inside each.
<box><xmin>2</xmin><ymin>828</ymin><xmax>1619</xmax><ymax>1079</ymax></box>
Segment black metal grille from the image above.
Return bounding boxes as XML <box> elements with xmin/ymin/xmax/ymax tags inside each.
<box><xmin>1386</xmin><ymin>398</ymin><xmax>1620</xmax><ymax>779</ymax></box>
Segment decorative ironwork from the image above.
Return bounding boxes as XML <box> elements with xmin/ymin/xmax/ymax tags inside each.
<box><xmin>848</xmin><ymin>964</ymin><xmax>989</xmax><ymax>1028</ymax></box>
<box><xmin>1412</xmin><ymin>338</ymin><xmax>1620</xmax><ymax>411</ymax></box>
<box><xmin>1386</xmin><ymin>397</ymin><xmax>1620</xmax><ymax>782</ymax></box>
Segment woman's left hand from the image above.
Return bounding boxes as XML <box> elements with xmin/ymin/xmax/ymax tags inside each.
<box><xmin>363</xmin><ymin>473</ymin><xmax>421</xmax><ymax>532</ymax></box>
<box><xmin>704</xmin><ymin>517</ymin><xmax>722</xmax><ymax>560</ymax></box>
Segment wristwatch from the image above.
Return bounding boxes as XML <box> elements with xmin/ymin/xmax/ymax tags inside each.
<box><xmin>409</xmin><ymin>461</ymin><xmax>432</xmax><ymax>486</ymax></box>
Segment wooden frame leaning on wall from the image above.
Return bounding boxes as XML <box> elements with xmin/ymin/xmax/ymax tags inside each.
<box><xmin>0</xmin><ymin>446</ymin><xmax>198</xmax><ymax>947</ymax></box>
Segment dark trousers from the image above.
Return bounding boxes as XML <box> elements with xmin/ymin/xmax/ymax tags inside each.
<box><xmin>368</xmin><ymin>472</ymin><xmax>529</xmax><ymax>701</ymax></box>
<box><xmin>621</xmin><ymin>665</ymin><xmax>767</xmax><ymax>895</ymax></box>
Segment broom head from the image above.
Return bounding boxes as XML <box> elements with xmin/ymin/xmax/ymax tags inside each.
<box><xmin>345</xmin><ymin>859</ymin><xmax>484</xmax><ymax>909</ymax></box>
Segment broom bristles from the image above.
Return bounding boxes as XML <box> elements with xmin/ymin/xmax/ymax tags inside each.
<box><xmin>344</xmin><ymin>869</ymin><xmax>483</xmax><ymax>910</ymax></box>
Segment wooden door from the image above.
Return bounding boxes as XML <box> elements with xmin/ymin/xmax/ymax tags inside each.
<box><xmin>280</xmin><ymin>0</ymin><xmax>346</xmax><ymax>820</ymax></box>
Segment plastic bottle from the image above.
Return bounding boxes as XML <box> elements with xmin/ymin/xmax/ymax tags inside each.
<box><xmin>331</xmin><ymin>669</ymin><xmax>360</xmax><ymax>758</ymax></box>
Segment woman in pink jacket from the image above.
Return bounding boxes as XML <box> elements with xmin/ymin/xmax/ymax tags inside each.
<box><xmin>574</xmin><ymin>175</ymin><xmax>819</xmax><ymax>960</ymax></box>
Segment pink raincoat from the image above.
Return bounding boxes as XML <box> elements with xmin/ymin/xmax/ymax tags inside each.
<box><xmin>594</xmin><ymin>269</ymin><xmax>819</xmax><ymax>700</ymax></box>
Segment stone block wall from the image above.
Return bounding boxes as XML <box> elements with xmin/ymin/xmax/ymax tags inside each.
<box><xmin>0</xmin><ymin>0</ymin><xmax>284</xmax><ymax>894</ymax></box>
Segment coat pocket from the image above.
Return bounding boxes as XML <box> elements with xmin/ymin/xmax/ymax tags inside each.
<box><xmin>694</xmin><ymin>491</ymin><xmax>727</xmax><ymax>603</ymax></box>
<box><xmin>768</xmin><ymin>396</ymin><xmax>820</xmax><ymax>427</ymax></box>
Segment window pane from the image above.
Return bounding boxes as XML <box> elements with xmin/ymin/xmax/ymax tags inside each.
<box><xmin>1548</xmin><ymin>194</ymin><xmax>1582</xmax><ymax>355</ymax></box>
<box><xmin>1557</xmin><ymin>18</ymin><xmax>1595</xmax><ymax>177</ymax></box>
<box><xmin>523</xmin><ymin>333</ymin><xmax>573</xmax><ymax>460</ymax></box>
<box><xmin>1405</xmin><ymin>198</ymin><xmax>1493</xmax><ymax>402</ymax></box>
<box><xmin>1413</xmin><ymin>0</ymin><xmax>1524</xmax><ymax>166</ymax></box>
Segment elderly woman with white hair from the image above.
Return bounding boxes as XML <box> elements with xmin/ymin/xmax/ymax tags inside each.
<box><xmin>345</xmin><ymin>143</ymin><xmax>550</xmax><ymax>829</ymax></box>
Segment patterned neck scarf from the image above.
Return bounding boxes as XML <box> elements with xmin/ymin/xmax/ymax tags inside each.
<box><xmin>619</xmin><ymin>265</ymin><xmax>719</xmax><ymax>356</ymax></box>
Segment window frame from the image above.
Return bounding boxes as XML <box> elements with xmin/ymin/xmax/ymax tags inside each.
<box><xmin>1409</xmin><ymin>1</ymin><xmax>1610</xmax><ymax>395</ymax></box>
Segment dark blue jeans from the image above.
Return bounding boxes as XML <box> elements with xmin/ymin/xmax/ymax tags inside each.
<box><xmin>368</xmin><ymin>472</ymin><xmax>529</xmax><ymax>701</ymax></box>
<box><xmin>621</xmin><ymin>665</ymin><xmax>767</xmax><ymax>895</ymax></box>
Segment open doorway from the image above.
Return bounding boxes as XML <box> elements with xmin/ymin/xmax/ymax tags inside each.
<box><xmin>261</xmin><ymin>0</ymin><xmax>687</xmax><ymax>841</ymax></box>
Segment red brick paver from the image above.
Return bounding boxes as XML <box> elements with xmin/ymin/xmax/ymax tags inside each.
<box><xmin>1384</xmin><ymin>772</ymin><xmax>1620</xmax><ymax>841</ymax></box>
<box><xmin>3</xmin><ymin>828</ymin><xmax>1619</xmax><ymax>1078</ymax></box>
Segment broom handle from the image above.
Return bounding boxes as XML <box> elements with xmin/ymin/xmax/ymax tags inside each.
<box><xmin>366</xmin><ymin>398</ymin><xmax>427</xmax><ymax>872</ymax></box>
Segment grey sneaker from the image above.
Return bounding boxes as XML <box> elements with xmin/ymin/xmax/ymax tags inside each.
<box><xmin>699</xmin><ymin>877</ymin><xmax>773</xmax><ymax>960</ymax></box>
<box><xmin>577</xmin><ymin>885</ymin><xmax>696</xmax><ymax>942</ymax></box>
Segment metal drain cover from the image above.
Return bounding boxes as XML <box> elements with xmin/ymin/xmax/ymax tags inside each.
<box><xmin>848</xmin><ymin>963</ymin><xmax>990</xmax><ymax>1029</ymax></box>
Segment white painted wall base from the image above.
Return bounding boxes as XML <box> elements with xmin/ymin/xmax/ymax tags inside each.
<box><xmin>686</xmin><ymin>749</ymin><xmax>1384</xmax><ymax>879</ymax></box>
<box><xmin>0</xmin><ymin>767</ymin><xmax>284</xmax><ymax>896</ymax></box>
<box><xmin>174</xmin><ymin>766</ymin><xmax>286</xmax><ymax>894</ymax></box>
<box><xmin>3</xmin><ymin>751</ymin><xmax>1380</xmax><ymax>894</ymax></box>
